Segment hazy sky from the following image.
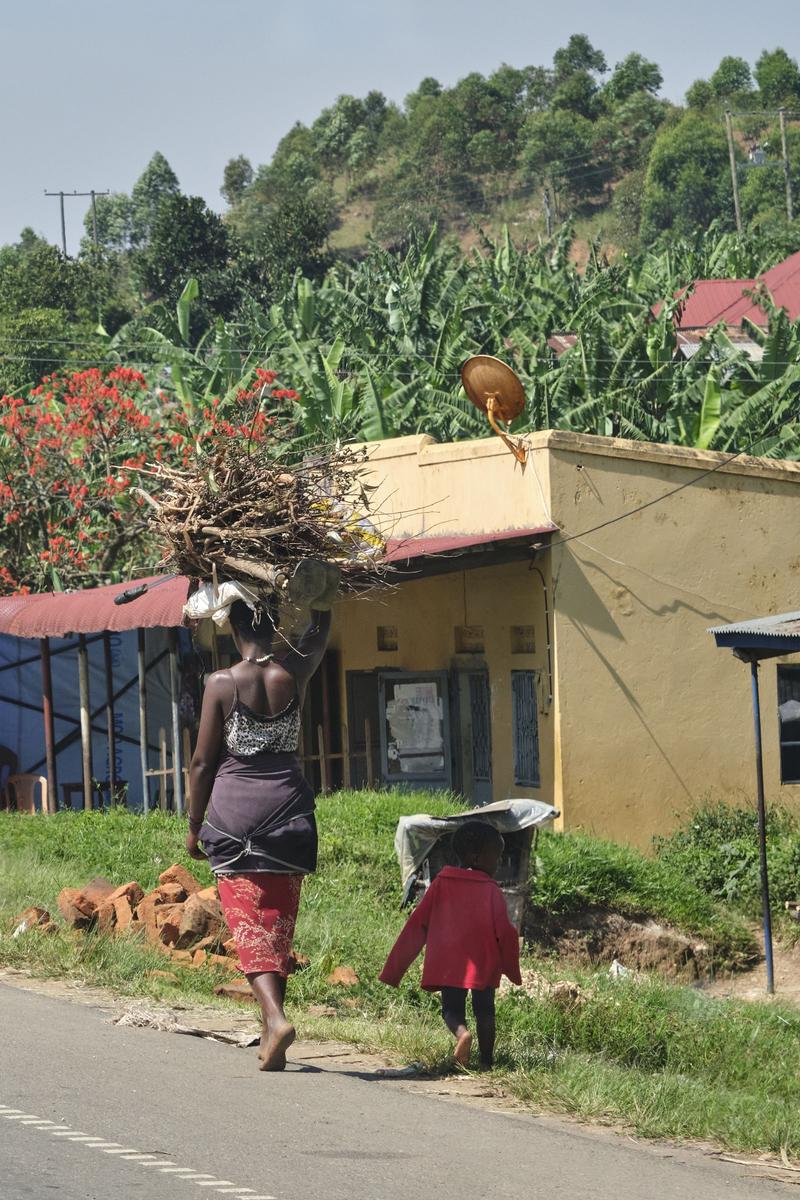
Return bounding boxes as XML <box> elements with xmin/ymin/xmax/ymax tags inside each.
<box><xmin>2</xmin><ymin>0</ymin><xmax>799</xmax><ymax>251</ymax></box>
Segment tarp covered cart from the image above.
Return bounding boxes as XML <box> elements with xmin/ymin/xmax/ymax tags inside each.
<box><xmin>394</xmin><ymin>799</ymin><xmax>559</xmax><ymax>929</ymax></box>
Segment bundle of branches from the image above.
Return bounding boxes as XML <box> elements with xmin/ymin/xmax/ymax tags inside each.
<box><xmin>137</xmin><ymin>440</ymin><xmax>389</xmax><ymax>595</ymax></box>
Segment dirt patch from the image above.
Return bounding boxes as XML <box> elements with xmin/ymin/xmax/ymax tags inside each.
<box><xmin>524</xmin><ymin>906</ymin><xmax>718</xmax><ymax>982</ymax></box>
<box><xmin>704</xmin><ymin>940</ymin><xmax>800</xmax><ymax>1005</ymax></box>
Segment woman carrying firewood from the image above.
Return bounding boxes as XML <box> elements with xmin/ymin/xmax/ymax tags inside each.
<box><xmin>185</xmin><ymin>560</ymin><xmax>340</xmax><ymax>1072</ymax></box>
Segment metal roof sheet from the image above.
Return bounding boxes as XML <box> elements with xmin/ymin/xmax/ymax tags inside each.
<box><xmin>674</xmin><ymin>280</ymin><xmax>757</xmax><ymax>329</ymax></box>
<box><xmin>384</xmin><ymin>526</ymin><xmax>557</xmax><ymax>563</ymax></box>
<box><xmin>0</xmin><ymin>575</ymin><xmax>191</xmax><ymax>639</ymax></box>
<box><xmin>674</xmin><ymin>251</ymin><xmax>800</xmax><ymax>331</ymax></box>
<box><xmin>709</xmin><ymin>610</ymin><xmax>800</xmax><ymax>655</ymax></box>
<box><xmin>708</xmin><ymin>612</ymin><xmax>800</xmax><ymax>638</ymax></box>
<box><xmin>0</xmin><ymin>527</ymin><xmax>558</xmax><ymax>638</ymax></box>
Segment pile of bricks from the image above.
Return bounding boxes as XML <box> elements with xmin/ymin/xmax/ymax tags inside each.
<box><xmin>54</xmin><ymin>863</ymin><xmax>241</xmax><ymax>977</ymax></box>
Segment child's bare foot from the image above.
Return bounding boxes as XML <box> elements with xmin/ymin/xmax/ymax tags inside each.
<box><xmin>259</xmin><ymin>1020</ymin><xmax>295</xmax><ymax>1071</ymax></box>
<box><xmin>454</xmin><ymin>1029</ymin><xmax>473</xmax><ymax>1068</ymax></box>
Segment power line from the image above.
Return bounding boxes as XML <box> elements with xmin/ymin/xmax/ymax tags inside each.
<box><xmin>543</xmin><ymin>438</ymin><xmax>780</xmax><ymax>556</ymax></box>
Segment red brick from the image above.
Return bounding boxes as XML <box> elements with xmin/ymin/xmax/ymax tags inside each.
<box><xmin>12</xmin><ymin>907</ymin><xmax>50</xmax><ymax>934</ymax></box>
<box><xmin>112</xmin><ymin>895</ymin><xmax>135</xmax><ymax>932</ymax></box>
<box><xmin>147</xmin><ymin>969</ymin><xmax>179</xmax><ymax>984</ymax></box>
<box><xmin>170</xmin><ymin>949</ymin><xmax>193</xmax><ymax>964</ymax></box>
<box><xmin>207</xmin><ymin>953</ymin><xmax>238</xmax><ymax>973</ymax></box>
<box><xmin>194</xmin><ymin>933</ymin><xmax>225</xmax><ymax>953</ymax></box>
<box><xmin>213</xmin><ymin>981</ymin><xmax>257</xmax><ymax>1004</ymax></box>
<box><xmin>176</xmin><ymin>893</ymin><xmax>218</xmax><ymax>948</ymax></box>
<box><xmin>134</xmin><ymin>892</ymin><xmax>162</xmax><ymax>942</ymax></box>
<box><xmin>76</xmin><ymin>877</ymin><xmax>115</xmax><ymax>912</ymax></box>
<box><xmin>159</xmin><ymin>919</ymin><xmax>182</xmax><ymax>948</ymax></box>
<box><xmin>107</xmin><ymin>881</ymin><xmax>144</xmax><ymax>908</ymax></box>
<box><xmin>157</xmin><ymin>882</ymin><xmax>186</xmax><ymax>904</ymax></box>
<box><xmin>222</xmin><ymin>938</ymin><xmax>239</xmax><ymax>958</ymax></box>
<box><xmin>155</xmin><ymin>903</ymin><xmax>184</xmax><ymax>928</ymax></box>
<box><xmin>157</xmin><ymin>864</ymin><xmax>202</xmax><ymax>895</ymax></box>
<box><xmin>57</xmin><ymin>888</ymin><xmax>95</xmax><ymax>929</ymax></box>
<box><xmin>96</xmin><ymin>900</ymin><xmax>116</xmax><ymax>933</ymax></box>
<box><xmin>191</xmin><ymin>949</ymin><xmax>208</xmax><ymax>968</ymax></box>
<box><xmin>326</xmin><ymin>966</ymin><xmax>360</xmax><ymax>987</ymax></box>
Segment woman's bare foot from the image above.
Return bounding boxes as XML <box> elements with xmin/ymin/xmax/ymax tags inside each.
<box><xmin>454</xmin><ymin>1029</ymin><xmax>473</xmax><ymax>1068</ymax></box>
<box><xmin>259</xmin><ymin>1020</ymin><xmax>296</xmax><ymax>1071</ymax></box>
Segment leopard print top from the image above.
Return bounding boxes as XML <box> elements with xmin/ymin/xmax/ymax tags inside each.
<box><xmin>223</xmin><ymin>674</ymin><xmax>301</xmax><ymax>756</ymax></box>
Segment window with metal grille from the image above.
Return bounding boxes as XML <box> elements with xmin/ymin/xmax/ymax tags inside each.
<box><xmin>778</xmin><ymin>666</ymin><xmax>800</xmax><ymax>784</ymax></box>
<box><xmin>512</xmin><ymin>670</ymin><xmax>540</xmax><ymax>787</ymax></box>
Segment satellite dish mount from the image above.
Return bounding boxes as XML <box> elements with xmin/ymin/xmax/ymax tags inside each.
<box><xmin>460</xmin><ymin>356</ymin><xmax>527</xmax><ymax>465</ymax></box>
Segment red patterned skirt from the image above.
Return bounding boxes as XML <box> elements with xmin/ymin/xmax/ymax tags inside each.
<box><xmin>217</xmin><ymin>872</ymin><xmax>303</xmax><ymax>977</ymax></box>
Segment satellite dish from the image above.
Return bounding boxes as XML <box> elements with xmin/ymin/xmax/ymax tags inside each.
<box><xmin>460</xmin><ymin>355</ymin><xmax>527</xmax><ymax>464</ymax></box>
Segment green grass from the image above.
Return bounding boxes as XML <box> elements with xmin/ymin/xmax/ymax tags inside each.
<box><xmin>1</xmin><ymin>793</ymin><xmax>797</xmax><ymax>1157</ymax></box>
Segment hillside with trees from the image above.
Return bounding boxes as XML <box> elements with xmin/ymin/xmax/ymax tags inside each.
<box><xmin>2</xmin><ymin>34</ymin><xmax>800</xmax><ymax>389</ymax></box>
<box><xmin>2</xmin><ymin>36</ymin><xmax>800</xmax><ymax>592</ymax></box>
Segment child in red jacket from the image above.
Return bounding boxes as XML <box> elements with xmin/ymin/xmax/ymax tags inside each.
<box><xmin>379</xmin><ymin>821</ymin><xmax>521</xmax><ymax>1069</ymax></box>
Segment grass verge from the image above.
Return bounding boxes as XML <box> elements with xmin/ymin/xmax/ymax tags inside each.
<box><xmin>1</xmin><ymin>793</ymin><xmax>796</xmax><ymax>1156</ymax></box>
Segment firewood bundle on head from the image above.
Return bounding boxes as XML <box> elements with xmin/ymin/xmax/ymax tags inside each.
<box><xmin>138</xmin><ymin>438</ymin><xmax>389</xmax><ymax>600</ymax></box>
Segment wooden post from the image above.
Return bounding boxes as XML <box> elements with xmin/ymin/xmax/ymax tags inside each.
<box><xmin>168</xmin><ymin>629</ymin><xmax>184</xmax><ymax>815</ymax></box>
<box><xmin>39</xmin><ymin>638</ymin><xmax>58</xmax><ymax>812</ymax></box>
<box><xmin>102</xmin><ymin>633</ymin><xmax>117</xmax><ymax>805</ymax></box>
<box><xmin>137</xmin><ymin>629</ymin><xmax>149</xmax><ymax>814</ymax></box>
<box><xmin>211</xmin><ymin>623</ymin><xmax>221</xmax><ymax>673</ymax></box>
<box><xmin>725</xmin><ymin>110</ymin><xmax>743</xmax><ymax>234</ymax></box>
<box><xmin>321</xmin><ymin>654</ymin><xmax>333</xmax><ymax>786</ymax></box>
<box><xmin>182</xmin><ymin>727</ymin><xmax>192</xmax><ymax>801</ymax></box>
<box><xmin>159</xmin><ymin>727</ymin><xmax>168</xmax><ymax>810</ymax></box>
<box><xmin>342</xmin><ymin>723</ymin><xmax>351</xmax><ymax>788</ymax></box>
<box><xmin>77</xmin><ymin>634</ymin><xmax>93</xmax><ymax>810</ymax></box>
<box><xmin>365</xmin><ymin>718</ymin><xmax>374</xmax><ymax>786</ymax></box>
<box><xmin>317</xmin><ymin>724</ymin><xmax>329</xmax><ymax>794</ymax></box>
<box><xmin>779</xmin><ymin>108</ymin><xmax>794</xmax><ymax>223</ymax></box>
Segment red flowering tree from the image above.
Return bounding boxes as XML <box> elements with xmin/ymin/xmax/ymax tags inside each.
<box><xmin>0</xmin><ymin>365</ymin><xmax>298</xmax><ymax>595</ymax></box>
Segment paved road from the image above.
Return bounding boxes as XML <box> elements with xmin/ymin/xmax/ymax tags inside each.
<box><xmin>0</xmin><ymin>982</ymin><xmax>788</xmax><ymax>1199</ymax></box>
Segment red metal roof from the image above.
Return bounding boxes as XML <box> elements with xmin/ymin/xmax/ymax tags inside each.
<box><xmin>0</xmin><ymin>576</ymin><xmax>191</xmax><ymax>639</ymax></box>
<box><xmin>674</xmin><ymin>280</ymin><xmax>757</xmax><ymax>329</ymax></box>
<box><xmin>673</xmin><ymin>250</ymin><xmax>800</xmax><ymax>331</ymax></box>
<box><xmin>385</xmin><ymin>526</ymin><xmax>557</xmax><ymax>563</ymax></box>
<box><xmin>0</xmin><ymin>528</ymin><xmax>558</xmax><ymax>639</ymax></box>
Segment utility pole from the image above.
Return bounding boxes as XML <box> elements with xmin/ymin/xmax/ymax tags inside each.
<box><xmin>725</xmin><ymin>111</ymin><xmax>743</xmax><ymax>234</ymax></box>
<box><xmin>44</xmin><ymin>188</ymin><xmax>110</xmax><ymax>256</ymax></box>
<box><xmin>542</xmin><ymin>187</ymin><xmax>553</xmax><ymax>237</ymax></box>
<box><xmin>779</xmin><ymin>108</ymin><xmax>794</xmax><ymax>222</ymax></box>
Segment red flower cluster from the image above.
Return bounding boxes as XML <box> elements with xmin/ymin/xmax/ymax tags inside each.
<box><xmin>0</xmin><ymin>362</ymin><xmax>299</xmax><ymax>596</ymax></box>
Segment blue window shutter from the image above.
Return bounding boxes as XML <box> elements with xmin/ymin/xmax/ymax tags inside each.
<box><xmin>512</xmin><ymin>670</ymin><xmax>540</xmax><ymax>787</ymax></box>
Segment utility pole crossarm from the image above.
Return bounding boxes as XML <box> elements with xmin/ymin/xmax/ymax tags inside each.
<box><xmin>44</xmin><ymin>189</ymin><xmax>110</xmax><ymax>256</ymax></box>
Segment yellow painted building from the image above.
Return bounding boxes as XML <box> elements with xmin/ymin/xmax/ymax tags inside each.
<box><xmin>311</xmin><ymin>430</ymin><xmax>800</xmax><ymax>848</ymax></box>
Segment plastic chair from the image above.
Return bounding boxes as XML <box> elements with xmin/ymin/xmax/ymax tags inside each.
<box><xmin>5</xmin><ymin>774</ymin><xmax>49</xmax><ymax>814</ymax></box>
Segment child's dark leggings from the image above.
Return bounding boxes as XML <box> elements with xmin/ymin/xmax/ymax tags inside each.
<box><xmin>440</xmin><ymin>987</ymin><xmax>496</xmax><ymax>1065</ymax></box>
<box><xmin>440</xmin><ymin>986</ymin><xmax>495</xmax><ymax>1026</ymax></box>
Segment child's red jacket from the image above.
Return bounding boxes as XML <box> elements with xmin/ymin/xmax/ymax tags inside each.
<box><xmin>379</xmin><ymin>866</ymin><xmax>522</xmax><ymax>991</ymax></box>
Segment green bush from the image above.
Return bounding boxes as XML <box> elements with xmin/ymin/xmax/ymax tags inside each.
<box><xmin>654</xmin><ymin>801</ymin><xmax>800</xmax><ymax>916</ymax></box>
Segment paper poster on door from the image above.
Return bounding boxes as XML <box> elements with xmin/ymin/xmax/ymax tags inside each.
<box><xmin>385</xmin><ymin>681</ymin><xmax>444</xmax><ymax>775</ymax></box>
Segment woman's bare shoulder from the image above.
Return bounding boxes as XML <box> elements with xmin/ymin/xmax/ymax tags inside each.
<box><xmin>204</xmin><ymin>669</ymin><xmax>236</xmax><ymax>702</ymax></box>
